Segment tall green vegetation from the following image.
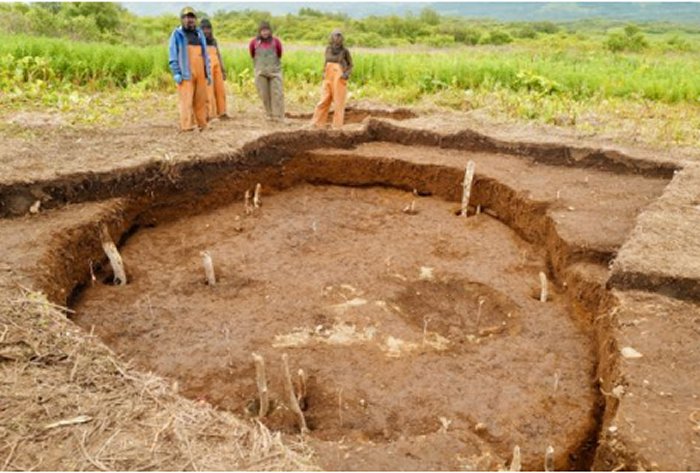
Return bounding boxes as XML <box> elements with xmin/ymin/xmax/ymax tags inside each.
<box><xmin>3</xmin><ymin>33</ymin><xmax>700</xmax><ymax>106</ymax></box>
<box><xmin>605</xmin><ymin>25</ymin><xmax>649</xmax><ymax>52</ymax></box>
<box><xmin>2</xmin><ymin>2</ymin><xmax>700</xmax><ymax>146</ymax></box>
<box><xmin>4</xmin><ymin>2</ymin><xmax>698</xmax><ymax>50</ymax></box>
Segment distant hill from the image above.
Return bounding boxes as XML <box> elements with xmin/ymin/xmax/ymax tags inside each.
<box><xmin>122</xmin><ymin>2</ymin><xmax>700</xmax><ymax>23</ymax></box>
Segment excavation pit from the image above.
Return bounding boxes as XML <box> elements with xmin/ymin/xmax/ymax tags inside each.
<box><xmin>7</xmin><ymin>120</ymin><xmax>681</xmax><ymax>470</ymax></box>
<box><xmin>72</xmin><ymin>184</ymin><xmax>598</xmax><ymax>470</ymax></box>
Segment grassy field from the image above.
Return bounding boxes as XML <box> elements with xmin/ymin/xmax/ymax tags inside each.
<box><xmin>2</xmin><ymin>13</ymin><xmax>700</xmax><ymax>148</ymax></box>
<box><xmin>4</xmin><ymin>33</ymin><xmax>700</xmax><ymax>102</ymax></box>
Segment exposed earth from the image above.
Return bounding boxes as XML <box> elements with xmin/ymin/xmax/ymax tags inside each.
<box><xmin>2</xmin><ymin>103</ymin><xmax>700</xmax><ymax>471</ymax></box>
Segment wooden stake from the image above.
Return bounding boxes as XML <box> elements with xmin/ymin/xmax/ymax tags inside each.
<box><xmin>244</xmin><ymin>190</ymin><xmax>253</xmax><ymax>215</ymax></box>
<box><xmin>201</xmin><ymin>251</ymin><xmax>216</xmax><ymax>286</ymax></box>
<box><xmin>88</xmin><ymin>260</ymin><xmax>97</xmax><ymax>286</ymax></box>
<box><xmin>544</xmin><ymin>445</ymin><xmax>554</xmax><ymax>472</ymax></box>
<box><xmin>251</xmin><ymin>353</ymin><xmax>269</xmax><ymax>417</ymax></box>
<box><xmin>509</xmin><ymin>445</ymin><xmax>521</xmax><ymax>472</ymax></box>
<box><xmin>282</xmin><ymin>354</ymin><xmax>308</xmax><ymax>434</ymax></box>
<box><xmin>476</xmin><ymin>297</ymin><xmax>486</xmax><ymax>328</ymax></box>
<box><xmin>539</xmin><ymin>271</ymin><xmax>548</xmax><ymax>302</ymax></box>
<box><xmin>253</xmin><ymin>183</ymin><xmax>262</xmax><ymax>208</ymax></box>
<box><xmin>461</xmin><ymin>160</ymin><xmax>476</xmax><ymax>217</ymax></box>
<box><xmin>422</xmin><ymin>316</ymin><xmax>429</xmax><ymax>345</ymax></box>
<box><xmin>402</xmin><ymin>200</ymin><xmax>417</xmax><ymax>215</ymax></box>
<box><xmin>295</xmin><ymin>368</ymin><xmax>307</xmax><ymax>410</ymax></box>
<box><xmin>29</xmin><ymin>200</ymin><xmax>41</xmax><ymax>214</ymax></box>
<box><xmin>100</xmin><ymin>225</ymin><xmax>127</xmax><ymax>285</ymax></box>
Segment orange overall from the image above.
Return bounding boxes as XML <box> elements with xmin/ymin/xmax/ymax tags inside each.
<box><xmin>206</xmin><ymin>45</ymin><xmax>227</xmax><ymax>118</ymax></box>
<box><xmin>311</xmin><ymin>62</ymin><xmax>347</xmax><ymax>129</ymax></box>
<box><xmin>178</xmin><ymin>45</ymin><xmax>208</xmax><ymax>131</ymax></box>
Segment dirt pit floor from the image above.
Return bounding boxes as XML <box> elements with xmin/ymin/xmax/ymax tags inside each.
<box><xmin>73</xmin><ymin>184</ymin><xmax>597</xmax><ymax>470</ymax></box>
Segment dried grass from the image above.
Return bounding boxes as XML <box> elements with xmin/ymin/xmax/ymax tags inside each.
<box><xmin>0</xmin><ymin>289</ymin><xmax>316</xmax><ymax>471</ymax></box>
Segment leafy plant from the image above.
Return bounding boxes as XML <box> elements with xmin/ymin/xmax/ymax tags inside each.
<box><xmin>605</xmin><ymin>24</ymin><xmax>649</xmax><ymax>52</ymax></box>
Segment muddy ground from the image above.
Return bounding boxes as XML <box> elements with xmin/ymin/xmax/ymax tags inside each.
<box><xmin>2</xmin><ymin>105</ymin><xmax>700</xmax><ymax>471</ymax></box>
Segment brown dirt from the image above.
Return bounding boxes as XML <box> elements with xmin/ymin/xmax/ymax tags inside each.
<box><xmin>72</xmin><ymin>185</ymin><xmax>597</xmax><ymax>470</ymax></box>
<box><xmin>2</xmin><ymin>109</ymin><xmax>700</xmax><ymax>471</ymax></box>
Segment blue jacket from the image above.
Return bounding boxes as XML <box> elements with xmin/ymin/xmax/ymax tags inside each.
<box><xmin>168</xmin><ymin>26</ymin><xmax>211</xmax><ymax>83</ymax></box>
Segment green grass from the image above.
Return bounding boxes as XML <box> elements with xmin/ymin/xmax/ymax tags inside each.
<box><xmin>3</xmin><ymin>34</ymin><xmax>700</xmax><ymax>105</ymax></box>
<box><xmin>2</xmin><ymin>33</ymin><xmax>700</xmax><ymax>149</ymax></box>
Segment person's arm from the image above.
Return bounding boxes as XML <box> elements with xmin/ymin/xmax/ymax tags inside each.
<box><xmin>342</xmin><ymin>49</ymin><xmax>353</xmax><ymax>79</ymax></box>
<box><xmin>168</xmin><ymin>30</ymin><xmax>183</xmax><ymax>84</ymax></box>
<box><xmin>248</xmin><ymin>38</ymin><xmax>256</xmax><ymax>59</ymax></box>
<box><xmin>275</xmin><ymin>37</ymin><xmax>283</xmax><ymax>58</ymax></box>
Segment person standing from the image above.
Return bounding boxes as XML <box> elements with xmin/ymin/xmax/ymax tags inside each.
<box><xmin>248</xmin><ymin>21</ymin><xmax>284</xmax><ymax>122</ymax></box>
<box><xmin>200</xmin><ymin>19</ymin><xmax>229</xmax><ymax>120</ymax></box>
<box><xmin>311</xmin><ymin>29</ymin><xmax>353</xmax><ymax>129</ymax></box>
<box><xmin>168</xmin><ymin>7</ymin><xmax>211</xmax><ymax>131</ymax></box>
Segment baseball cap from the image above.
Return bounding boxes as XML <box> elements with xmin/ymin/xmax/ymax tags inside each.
<box><xmin>180</xmin><ymin>6</ymin><xmax>196</xmax><ymax>18</ymax></box>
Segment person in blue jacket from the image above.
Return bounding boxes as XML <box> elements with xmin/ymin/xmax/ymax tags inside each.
<box><xmin>168</xmin><ymin>7</ymin><xmax>211</xmax><ymax>131</ymax></box>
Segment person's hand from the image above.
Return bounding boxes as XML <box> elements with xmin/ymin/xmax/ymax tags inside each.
<box><xmin>174</xmin><ymin>74</ymin><xmax>183</xmax><ymax>85</ymax></box>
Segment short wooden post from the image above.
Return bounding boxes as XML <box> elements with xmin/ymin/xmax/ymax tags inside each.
<box><xmin>252</xmin><ymin>353</ymin><xmax>269</xmax><ymax>417</ymax></box>
<box><xmin>539</xmin><ymin>272</ymin><xmax>548</xmax><ymax>302</ymax></box>
<box><xmin>282</xmin><ymin>354</ymin><xmax>308</xmax><ymax>434</ymax></box>
<box><xmin>253</xmin><ymin>183</ymin><xmax>262</xmax><ymax>208</ymax></box>
<box><xmin>509</xmin><ymin>445</ymin><xmax>521</xmax><ymax>472</ymax></box>
<box><xmin>544</xmin><ymin>445</ymin><xmax>554</xmax><ymax>471</ymax></box>
<box><xmin>461</xmin><ymin>160</ymin><xmax>476</xmax><ymax>217</ymax></box>
<box><xmin>100</xmin><ymin>225</ymin><xmax>127</xmax><ymax>285</ymax></box>
<box><xmin>201</xmin><ymin>251</ymin><xmax>216</xmax><ymax>286</ymax></box>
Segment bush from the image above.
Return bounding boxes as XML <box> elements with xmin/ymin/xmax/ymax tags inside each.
<box><xmin>515</xmin><ymin>70</ymin><xmax>561</xmax><ymax>94</ymax></box>
<box><xmin>514</xmin><ymin>26</ymin><xmax>537</xmax><ymax>39</ymax></box>
<box><xmin>419</xmin><ymin>8</ymin><xmax>440</xmax><ymax>26</ymax></box>
<box><xmin>347</xmin><ymin>32</ymin><xmax>384</xmax><ymax>48</ymax></box>
<box><xmin>531</xmin><ymin>21</ymin><xmax>559</xmax><ymax>35</ymax></box>
<box><xmin>480</xmin><ymin>30</ymin><xmax>513</xmax><ymax>45</ymax></box>
<box><xmin>605</xmin><ymin>24</ymin><xmax>649</xmax><ymax>52</ymax></box>
<box><xmin>666</xmin><ymin>35</ymin><xmax>693</xmax><ymax>52</ymax></box>
<box><xmin>423</xmin><ymin>34</ymin><xmax>455</xmax><ymax>48</ymax></box>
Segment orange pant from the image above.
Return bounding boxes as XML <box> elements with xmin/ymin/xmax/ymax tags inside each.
<box><xmin>311</xmin><ymin>63</ymin><xmax>347</xmax><ymax>129</ymax></box>
<box><xmin>178</xmin><ymin>45</ymin><xmax>208</xmax><ymax>131</ymax></box>
<box><xmin>206</xmin><ymin>45</ymin><xmax>227</xmax><ymax>118</ymax></box>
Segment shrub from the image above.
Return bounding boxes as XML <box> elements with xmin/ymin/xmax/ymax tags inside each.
<box><xmin>423</xmin><ymin>34</ymin><xmax>455</xmax><ymax>48</ymax></box>
<box><xmin>480</xmin><ymin>30</ymin><xmax>513</xmax><ymax>45</ymax></box>
<box><xmin>515</xmin><ymin>70</ymin><xmax>561</xmax><ymax>95</ymax></box>
<box><xmin>514</xmin><ymin>26</ymin><xmax>537</xmax><ymax>39</ymax></box>
<box><xmin>666</xmin><ymin>35</ymin><xmax>693</xmax><ymax>52</ymax></box>
<box><xmin>605</xmin><ymin>24</ymin><xmax>649</xmax><ymax>52</ymax></box>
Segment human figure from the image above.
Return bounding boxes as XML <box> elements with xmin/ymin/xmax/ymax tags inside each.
<box><xmin>168</xmin><ymin>7</ymin><xmax>211</xmax><ymax>131</ymax></box>
<box><xmin>311</xmin><ymin>29</ymin><xmax>353</xmax><ymax>129</ymax></box>
<box><xmin>248</xmin><ymin>21</ymin><xmax>285</xmax><ymax>122</ymax></box>
<box><xmin>200</xmin><ymin>19</ymin><xmax>229</xmax><ymax>120</ymax></box>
